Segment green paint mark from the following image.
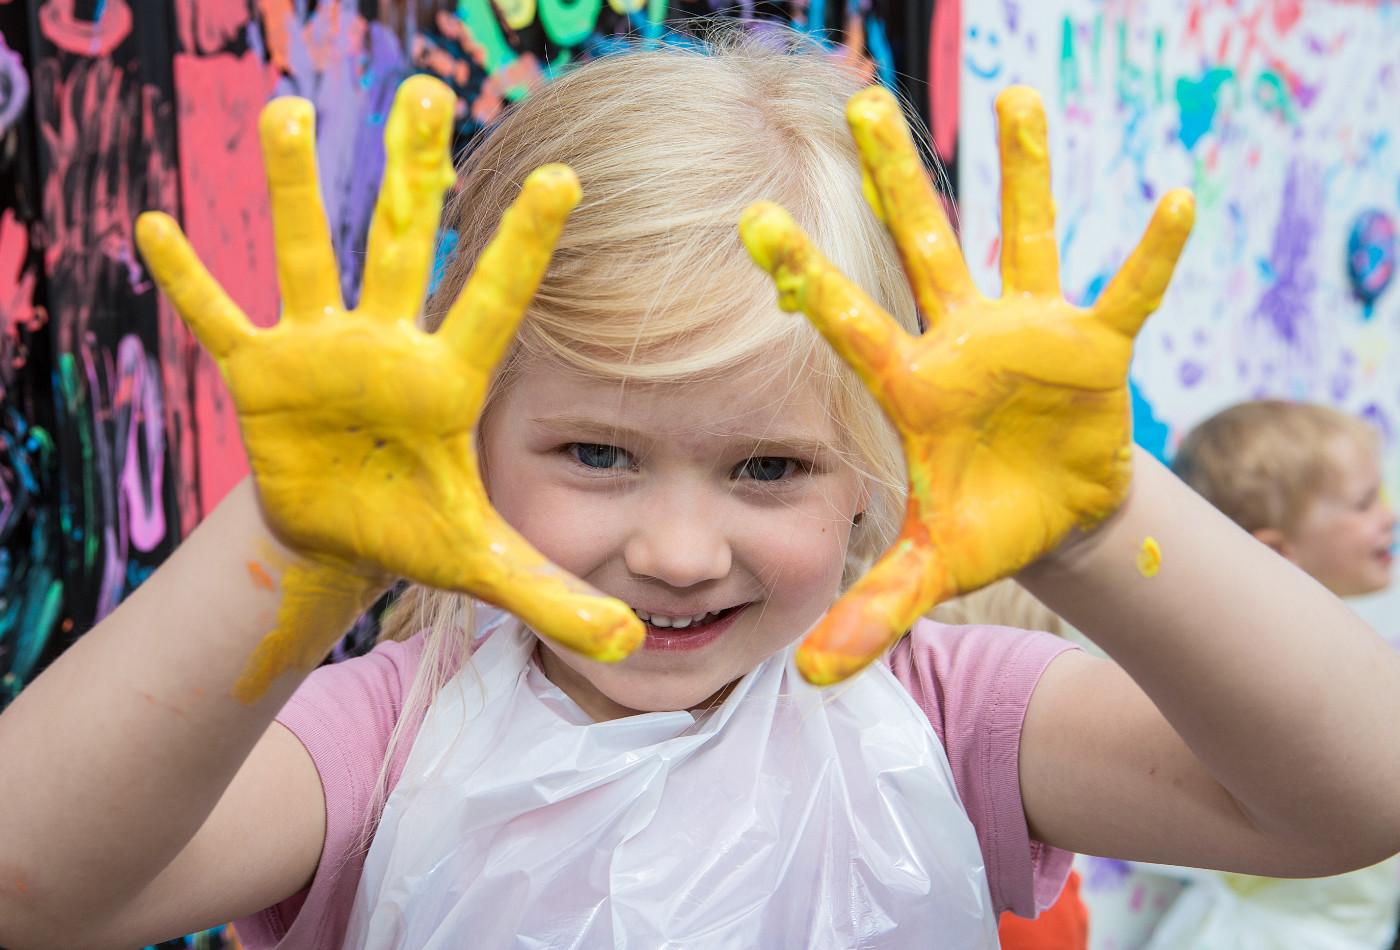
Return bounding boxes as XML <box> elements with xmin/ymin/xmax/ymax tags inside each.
<box><xmin>645</xmin><ymin>0</ymin><xmax>668</xmax><ymax>42</ymax></box>
<box><xmin>1116</xmin><ymin>20</ymin><xmax>1145</xmax><ymax>108</ymax></box>
<box><xmin>456</xmin><ymin>0</ymin><xmax>517</xmax><ymax>74</ymax></box>
<box><xmin>1091</xmin><ymin>13</ymin><xmax>1103</xmax><ymax>84</ymax></box>
<box><xmin>1191</xmin><ymin>153</ymin><xmax>1227</xmax><ymax>210</ymax></box>
<box><xmin>57</xmin><ymin>354</ymin><xmax>97</xmax><ymax>572</ymax></box>
<box><xmin>538</xmin><ymin>0</ymin><xmax>602</xmax><ymax>47</ymax></box>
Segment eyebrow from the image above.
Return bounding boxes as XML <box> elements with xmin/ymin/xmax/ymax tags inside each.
<box><xmin>529</xmin><ymin>414</ymin><xmax>838</xmax><ymax>458</ymax></box>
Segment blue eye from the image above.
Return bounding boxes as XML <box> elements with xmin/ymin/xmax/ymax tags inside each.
<box><xmin>570</xmin><ymin>443</ymin><xmax>631</xmax><ymax>470</ymax></box>
<box><xmin>737</xmin><ymin>457</ymin><xmax>798</xmax><ymax>481</ymax></box>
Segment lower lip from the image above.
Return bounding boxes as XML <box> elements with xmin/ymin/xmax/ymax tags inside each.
<box><xmin>643</xmin><ymin>606</ymin><xmax>747</xmax><ymax>652</ymax></box>
<box><xmin>1379</xmin><ymin>551</ymin><xmax>1394</xmax><ymax>567</ymax></box>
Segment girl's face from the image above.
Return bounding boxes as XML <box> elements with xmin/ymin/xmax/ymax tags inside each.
<box><xmin>480</xmin><ymin>356</ymin><xmax>867</xmax><ymax>720</ymax></box>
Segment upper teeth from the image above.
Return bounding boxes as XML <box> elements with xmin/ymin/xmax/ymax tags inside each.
<box><xmin>634</xmin><ymin>608</ymin><xmax>724</xmax><ymax>629</ymax></box>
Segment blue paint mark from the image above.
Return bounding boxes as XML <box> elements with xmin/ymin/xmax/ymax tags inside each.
<box><xmin>1174</xmin><ymin>67</ymin><xmax>1233</xmax><ymax>150</ymax></box>
<box><xmin>866</xmin><ymin>18</ymin><xmax>897</xmax><ymax>90</ymax></box>
<box><xmin>1131</xmin><ymin>378</ymin><xmax>1171</xmax><ymax>464</ymax></box>
<box><xmin>428</xmin><ymin>229</ymin><xmax>460</xmax><ymax>296</ymax></box>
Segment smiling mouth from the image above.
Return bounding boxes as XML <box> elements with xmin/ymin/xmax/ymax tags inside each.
<box><xmin>635</xmin><ymin>604</ymin><xmax>749</xmax><ymax>651</ymax></box>
<box><xmin>632</xmin><ymin>604</ymin><xmax>745</xmax><ymax>629</ymax></box>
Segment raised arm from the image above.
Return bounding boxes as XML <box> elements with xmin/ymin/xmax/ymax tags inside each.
<box><xmin>743</xmin><ymin>82</ymin><xmax>1400</xmax><ymax>874</ymax></box>
<box><xmin>1019</xmin><ymin>452</ymin><xmax>1400</xmax><ymax>876</ymax></box>
<box><xmin>0</xmin><ymin>76</ymin><xmax>639</xmax><ymax>946</ymax></box>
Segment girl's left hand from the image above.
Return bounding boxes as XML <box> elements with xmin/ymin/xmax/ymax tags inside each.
<box><xmin>741</xmin><ymin>85</ymin><xmax>1193</xmax><ymax>685</ymax></box>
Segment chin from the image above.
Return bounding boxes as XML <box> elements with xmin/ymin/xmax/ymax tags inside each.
<box><xmin>598</xmin><ymin>678</ymin><xmax>729</xmax><ymax>715</ymax></box>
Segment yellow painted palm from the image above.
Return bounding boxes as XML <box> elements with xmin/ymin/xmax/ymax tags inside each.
<box><xmin>741</xmin><ymin>86</ymin><xmax>1194</xmax><ymax>685</ymax></box>
<box><xmin>136</xmin><ymin>77</ymin><xmax>642</xmax><ymax>701</ymax></box>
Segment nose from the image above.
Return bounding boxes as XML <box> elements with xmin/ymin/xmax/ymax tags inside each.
<box><xmin>623</xmin><ymin>490</ymin><xmax>733</xmax><ymax>588</ymax></box>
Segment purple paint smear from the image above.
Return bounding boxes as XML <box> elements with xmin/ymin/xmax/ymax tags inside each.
<box><xmin>1250</xmin><ymin>159</ymin><xmax>1322</xmax><ymax>365</ymax></box>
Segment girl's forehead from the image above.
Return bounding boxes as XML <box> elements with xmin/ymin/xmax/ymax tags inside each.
<box><xmin>505</xmin><ymin>356</ymin><xmax>838</xmax><ymax>440</ymax></box>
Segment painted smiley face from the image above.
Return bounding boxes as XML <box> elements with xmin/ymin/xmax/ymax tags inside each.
<box><xmin>964</xmin><ymin>23</ymin><xmax>1003</xmax><ymax>81</ymax></box>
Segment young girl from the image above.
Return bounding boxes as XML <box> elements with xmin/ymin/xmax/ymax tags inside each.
<box><xmin>4</xmin><ymin>32</ymin><xmax>1400</xmax><ymax>949</ymax></box>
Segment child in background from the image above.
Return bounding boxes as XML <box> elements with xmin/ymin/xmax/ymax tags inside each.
<box><xmin>1118</xmin><ymin>399</ymin><xmax>1399</xmax><ymax>949</ymax></box>
<box><xmin>1174</xmin><ymin>401</ymin><xmax>1395</xmax><ymax>599</ymax></box>
<box><xmin>5</xmin><ymin>34</ymin><xmax>1400</xmax><ymax>949</ymax></box>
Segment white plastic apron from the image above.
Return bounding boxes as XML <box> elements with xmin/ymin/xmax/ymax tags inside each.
<box><xmin>345</xmin><ymin>616</ymin><xmax>996</xmax><ymax>948</ymax></box>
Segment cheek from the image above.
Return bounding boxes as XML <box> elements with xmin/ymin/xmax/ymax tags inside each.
<box><xmin>740</xmin><ymin>511</ymin><xmax>853</xmax><ymax>606</ymax></box>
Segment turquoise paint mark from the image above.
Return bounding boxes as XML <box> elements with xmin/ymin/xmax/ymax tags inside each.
<box><xmin>1254</xmin><ymin>69</ymin><xmax>1296</xmax><ymax>124</ymax></box>
<box><xmin>1059</xmin><ymin>17</ymin><xmax>1078</xmax><ymax>105</ymax></box>
<box><xmin>1153</xmin><ymin>31</ymin><xmax>1164</xmax><ymax>103</ymax></box>
<box><xmin>1174</xmin><ymin>67</ymin><xmax>1234</xmax><ymax>150</ymax></box>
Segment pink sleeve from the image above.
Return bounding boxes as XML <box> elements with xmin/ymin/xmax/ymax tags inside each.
<box><xmin>887</xmin><ymin>619</ymin><xmax>1078</xmax><ymax>919</ymax></box>
<box><xmin>232</xmin><ymin>635</ymin><xmax>428</xmax><ymax>950</ymax></box>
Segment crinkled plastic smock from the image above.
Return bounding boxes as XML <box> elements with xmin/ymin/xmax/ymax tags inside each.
<box><xmin>344</xmin><ymin>614</ymin><xmax>997</xmax><ymax>948</ymax></box>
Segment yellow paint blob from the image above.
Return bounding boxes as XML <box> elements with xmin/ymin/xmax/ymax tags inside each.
<box><xmin>137</xmin><ymin>76</ymin><xmax>644</xmax><ymax>702</ymax></box>
<box><xmin>1137</xmin><ymin>537</ymin><xmax>1163</xmax><ymax>578</ymax></box>
<box><xmin>741</xmin><ymin>85</ymin><xmax>1194</xmax><ymax>685</ymax></box>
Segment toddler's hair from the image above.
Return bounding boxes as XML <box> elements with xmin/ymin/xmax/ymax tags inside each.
<box><xmin>1171</xmin><ymin>400</ymin><xmax>1379</xmax><ymax>534</ymax></box>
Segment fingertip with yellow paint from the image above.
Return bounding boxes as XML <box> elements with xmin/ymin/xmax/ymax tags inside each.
<box><xmin>739</xmin><ymin>202</ymin><xmax>811</xmax><ymax>313</ymax></box>
<box><xmin>794</xmin><ymin>642</ymin><xmax>873</xmax><ymax>686</ymax></box>
<box><xmin>384</xmin><ymin>74</ymin><xmax>457</xmax><ymax>175</ymax></box>
<box><xmin>994</xmin><ymin>85</ymin><xmax>1045</xmax><ymax>121</ymax></box>
<box><xmin>258</xmin><ymin>96</ymin><xmax>317</xmax><ymax>159</ymax></box>
<box><xmin>133</xmin><ymin>211</ymin><xmax>178</xmax><ymax>257</ymax></box>
<box><xmin>521</xmin><ymin>163</ymin><xmax>583</xmax><ymax>214</ymax></box>
<box><xmin>737</xmin><ymin>201</ymin><xmax>793</xmax><ymax>273</ymax></box>
<box><xmin>1136</xmin><ymin>536</ymin><xmax>1162</xmax><ymax>578</ymax></box>
<box><xmin>1158</xmin><ymin>187</ymin><xmax>1197</xmax><ymax>232</ymax></box>
<box><xmin>846</xmin><ymin>84</ymin><xmax>900</xmax><ymax>133</ymax></box>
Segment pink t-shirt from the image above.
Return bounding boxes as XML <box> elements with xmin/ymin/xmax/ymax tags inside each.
<box><xmin>235</xmin><ymin>620</ymin><xmax>1076</xmax><ymax>948</ymax></box>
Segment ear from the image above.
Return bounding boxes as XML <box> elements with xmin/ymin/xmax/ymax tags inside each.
<box><xmin>1252</xmin><ymin>527</ymin><xmax>1292</xmax><ymax>560</ymax></box>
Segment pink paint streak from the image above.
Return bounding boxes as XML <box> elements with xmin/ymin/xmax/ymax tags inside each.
<box><xmin>929</xmin><ymin>0</ymin><xmax>959</xmax><ymax>165</ymax></box>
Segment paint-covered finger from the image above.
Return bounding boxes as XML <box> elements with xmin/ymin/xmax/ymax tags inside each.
<box><xmin>260</xmin><ymin>97</ymin><xmax>344</xmax><ymax>321</ymax></box>
<box><xmin>439</xmin><ymin>164</ymin><xmax>580</xmax><ymax>371</ymax></box>
<box><xmin>996</xmin><ymin>86</ymin><xmax>1061</xmax><ymax>297</ymax></box>
<box><xmin>135</xmin><ymin>212</ymin><xmax>254</xmax><ymax>360</ymax></box>
<box><xmin>358</xmin><ymin>76</ymin><xmax>459</xmax><ymax>323</ymax></box>
<box><xmin>740</xmin><ymin>201</ymin><xmax>910</xmax><ymax>411</ymax></box>
<box><xmin>468</xmin><ymin>509</ymin><xmax>645</xmax><ymax>663</ymax></box>
<box><xmin>796</xmin><ymin>534</ymin><xmax>947</xmax><ymax>685</ymax></box>
<box><xmin>847</xmin><ymin>86</ymin><xmax>975</xmax><ymax>322</ymax></box>
<box><xmin>1093</xmin><ymin>188</ymin><xmax>1195</xmax><ymax>337</ymax></box>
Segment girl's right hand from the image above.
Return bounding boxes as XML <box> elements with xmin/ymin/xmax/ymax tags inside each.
<box><xmin>135</xmin><ymin>76</ymin><xmax>643</xmax><ymax>701</ymax></box>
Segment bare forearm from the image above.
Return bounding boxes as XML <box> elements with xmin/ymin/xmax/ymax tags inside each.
<box><xmin>1021</xmin><ymin>449</ymin><xmax>1400</xmax><ymax>856</ymax></box>
<box><xmin>0</xmin><ymin>477</ymin><xmax>375</xmax><ymax>920</ymax></box>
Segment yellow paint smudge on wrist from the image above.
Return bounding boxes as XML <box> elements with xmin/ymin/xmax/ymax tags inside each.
<box><xmin>1136</xmin><ymin>536</ymin><xmax>1162</xmax><ymax>578</ymax></box>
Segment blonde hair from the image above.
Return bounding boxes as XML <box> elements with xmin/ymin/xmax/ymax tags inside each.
<box><xmin>357</xmin><ymin>30</ymin><xmax>935</xmax><ymax>840</ymax></box>
<box><xmin>1172</xmin><ymin>400</ymin><xmax>1380</xmax><ymax>534</ymax></box>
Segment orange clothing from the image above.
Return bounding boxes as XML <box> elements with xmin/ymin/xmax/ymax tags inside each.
<box><xmin>998</xmin><ymin>869</ymin><xmax>1089</xmax><ymax>949</ymax></box>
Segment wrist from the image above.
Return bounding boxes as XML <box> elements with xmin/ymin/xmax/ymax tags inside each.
<box><xmin>233</xmin><ymin>476</ymin><xmax>394</xmax><ymax>606</ymax></box>
<box><xmin>1021</xmin><ymin>445</ymin><xmax>1155</xmax><ymax>581</ymax></box>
